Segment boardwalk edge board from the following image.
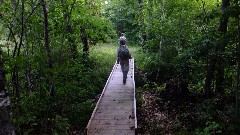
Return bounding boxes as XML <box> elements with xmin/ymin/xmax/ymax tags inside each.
<box><xmin>132</xmin><ymin>58</ymin><xmax>138</xmax><ymax>134</ymax></box>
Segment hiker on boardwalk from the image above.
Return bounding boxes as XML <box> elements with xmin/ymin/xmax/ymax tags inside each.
<box><xmin>117</xmin><ymin>33</ymin><xmax>132</xmax><ymax>84</ymax></box>
<box><xmin>119</xmin><ymin>33</ymin><xmax>126</xmax><ymax>45</ymax></box>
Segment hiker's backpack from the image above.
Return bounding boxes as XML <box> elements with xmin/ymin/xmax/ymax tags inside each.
<box><xmin>119</xmin><ymin>37</ymin><xmax>126</xmax><ymax>45</ymax></box>
<box><xmin>119</xmin><ymin>45</ymin><xmax>130</xmax><ymax>60</ymax></box>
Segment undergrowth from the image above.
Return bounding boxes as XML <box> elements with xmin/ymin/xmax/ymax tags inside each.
<box><xmin>134</xmin><ymin>52</ymin><xmax>240</xmax><ymax>135</ymax></box>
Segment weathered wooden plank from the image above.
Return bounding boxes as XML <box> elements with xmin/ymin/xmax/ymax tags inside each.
<box><xmin>90</xmin><ymin>119</ymin><xmax>134</xmax><ymax>125</ymax></box>
<box><xmin>95</xmin><ymin>106</ymin><xmax>133</xmax><ymax>111</ymax></box>
<box><xmin>100</xmin><ymin>97</ymin><xmax>133</xmax><ymax>102</ymax></box>
<box><xmin>88</xmin><ymin>124</ymin><xmax>134</xmax><ymax>130</ymax></box>
<box><xmin>103</xmin><ymin>90</ymin><xmax>134</xmax><ymax>95</ymax></box>
<box><xmin>93</xmin><ymin>111</ymin><xmax>134</xmax><ymax>118</ymax></box>
<box><xmin>87</xmin><ymin>129</ymin><xmax>135</xmax><ymax>135</ymax></box>
<box><xmin>98</xmin><ymin>101</ymin><xmax>134</xmax><ymax>106</ymax></box>
<box><xmin>90</xmin><ymin>114</ymin><xmax>133</xmax><ymax>120</ymax></box>
<box><xmin>101</xmin><ymin>92</ymin><xmax>133</xmax><ymax>99</ymax></box>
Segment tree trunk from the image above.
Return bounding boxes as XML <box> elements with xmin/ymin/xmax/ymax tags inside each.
<box><xmin>0</xmin><ymin>50</ymin><xmax>15</xmax><ymax>135</ymax></box>
<box><xmin>237</xmin><ymin>24</ymin><xmax>240</xmax><ymax>124</ymax></box>
<box><xmin>218</xmin><ymin>0</ymin><xmax>230</xmax><ymax>33</ymax></box>
<box><xmin>61</xmin><ymin>0</ymin><xmax>78</xmax><ymax>59</ymax></box>
<box><xmin>235</xmin><ymin>0</ymin><xmax>240</xmax><ymax>123</ymax></box>
<box><xmin>68</xmin><ymin>27</ymin><xmax>78</xmax><ymax>59</ymax></box>
<box><xmin>80</xmin><ymin>27</ymin><xmax>89</xmax><ymax>56</ymax></box>
<box><xmin>42</xmin><ymin>0</ymin><xmax>54</xmax><ymax>97</ymax></box>
<box><xmin>23</xmin><ymin>29</ymin><xmax>33</xmax><ymax>93</ymax></box>
<box><xmin>215</xmin><ymin>61</ymin><xmax>224</xmax><ymax>94</ymax></box>
<box><xmin>215</xmin><ymin>0</ymin><xmax>230</xmax><ymax>94</ymax></box>
<box><xmin>138</xmin><ymin>0</ymin><xmax>142</xmax><ymax>5</ymax></box>
<box><xmin>137</xmin><ymin>0</ymin><xmax>144</xmax><ymax>46</ymax></box>
<box><xmin>236</xmin><ymin>59</ymin><xmax>240</xmax><ymax>123</ymax></box>
<box><xmin>204</xmin><ymin>54</ymin><xmax>217</xmax><ymax>98</ymax></box>
<box><xmin>204</xmin><ymin>0</ymin><xmax>229</xmax><ymax>98</ymax></box>
<box><xmin>12</xmin><ymin>0</ymin><xmax>25</xmax><ymax>114</ymax></box>
<box><xmin>11</xmin><ymin>0</ymin><xmax>17</xmax><ymax>11</ymax></box>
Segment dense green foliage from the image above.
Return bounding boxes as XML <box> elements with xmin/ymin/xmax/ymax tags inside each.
<box><xmin>1</xmin><ymin>0</ymin><xmax>240</xmax><ymax>134</ymax></box>
<box><xmin>0</xmin><ymin>0</ymin><xmax>116</xmax><ymax>134</ymax></box>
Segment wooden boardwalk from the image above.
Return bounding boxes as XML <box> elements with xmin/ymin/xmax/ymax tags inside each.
<box><xmin>86</xmin><ymin>59</ymin><xmax>137</xmax><ymax>135</ymax></box>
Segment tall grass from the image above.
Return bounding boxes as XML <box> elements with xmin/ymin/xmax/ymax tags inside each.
<box><xmin>89</xmin><ymin>43</ymin><xmax>141</xmax><ymax>76</ymax></box>
<box><xmin>90</xmin><ymin>43</ymin><xmax>118</xmax><ymax>68</ymax></box>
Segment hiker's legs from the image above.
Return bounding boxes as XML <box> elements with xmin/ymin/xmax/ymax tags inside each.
<box><xmin>120</xmin><ymin>63</ymin><xmax>124</xmax><ymax>72</ymax></box>
<box><xmin>120</xmin><ymin>63</ymin><xmax>125</xmax><ymax>84</ymax></box>
<box><xmin>120</xmin><ymin>60</ymin><xmax>129</xmax><ymax>84</ymax></box>
<box><xmin>122</xmin><ymin>61</ymin><xmax>129</xmax><ymax>84</ymax></box>
<box><xmin>123</xmin><ymin>71</ymin><xmax>128</xmax><ymax>84</ymax></box>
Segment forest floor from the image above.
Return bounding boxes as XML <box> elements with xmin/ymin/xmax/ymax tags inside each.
<box><xmin>137</xmin><ymin>90</ymin><xmax>173</xmax><ymax>135</ymax></box>
<box><xmin>134</xmin><ymin>66</ymin><xmax>196</xmax><ymax>135</ymax></box>
<box><xmin>135</xmin><ymin>79</ymin><xmax>239</xmax><ymax>135</ymax></box>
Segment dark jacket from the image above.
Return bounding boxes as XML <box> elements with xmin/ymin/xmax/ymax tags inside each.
<box><xmin>117</xmin><ymin>45</ymin><xmax>132</xmax><ymax>72</ymax></box>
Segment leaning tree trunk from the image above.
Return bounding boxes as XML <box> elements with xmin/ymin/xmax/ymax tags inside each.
<box><xmin>0</xmin><ymin>50</ymin><xmax>15</xmax><ymax>135</ymax></box>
